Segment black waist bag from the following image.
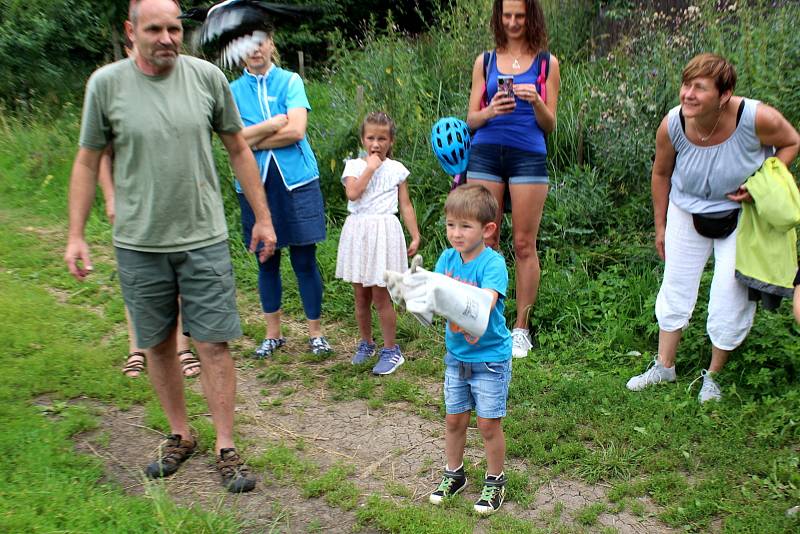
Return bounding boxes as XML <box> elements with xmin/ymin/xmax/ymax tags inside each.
<box><xmin>691</xmin><ymin>209</ymin><xmax>740</xmax><ymax>239</ymax></box>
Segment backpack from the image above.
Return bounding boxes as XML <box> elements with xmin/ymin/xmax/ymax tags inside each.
<box><xmin>480</xmin><ymin>49</ymin><xmax>551</xmax><ymax>109</ymax></box>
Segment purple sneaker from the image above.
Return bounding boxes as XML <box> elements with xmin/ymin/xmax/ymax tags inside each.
<box><xmin>352</xmin><ymin>340</ymin><xmax>376</xmax><ymax>365</ymax></box>
<box><xmin>372</xmin><ymin>345</ymin><xmax>405</xmax><ymax>375</ymax></box>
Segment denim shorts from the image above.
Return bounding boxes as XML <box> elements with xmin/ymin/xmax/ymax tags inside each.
<box><xmin>116</xmin><ymin>241</ymin><xmax>242</xmax><ymax>348</ymax></box>
<box><xmin>443</xmin><ymin>352</ymin><xmax>512</xmax><ymax>419</ymax></box>
<box><xmin>466</xmin><ymin>143</ymin><xmax>548</xmax><ymax>185</ymax></box>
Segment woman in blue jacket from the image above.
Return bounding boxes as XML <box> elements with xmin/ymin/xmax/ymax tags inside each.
<box><xmin>231</xmin><ymin>32</ymin><xmax>332</xmax><ymax>358</ymax></box>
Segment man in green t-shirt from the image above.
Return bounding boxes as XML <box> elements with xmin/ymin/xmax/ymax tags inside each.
<box><xmin>64</xmin><ymin>0</ymin><xmax>275</xmax><ymax>493</ymax></box>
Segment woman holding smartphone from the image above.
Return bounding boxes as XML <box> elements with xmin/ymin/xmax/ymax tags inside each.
<box><xmin>466</xmin><ymin>0</ymin><xmax>560</xmax><ymax>358</ymax></box>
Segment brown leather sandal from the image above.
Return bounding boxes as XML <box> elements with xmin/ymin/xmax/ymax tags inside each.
<box><xmin>178</xmin><ymin>349</ymin><xmax>201</xmax><ymax>378</ymax></box>
<box><xmin>122</xmin><ymin>352</ymin><xmax>146</xmax><ymax>378</ymax></box>
<box><xmin>145</xmin><ymin>434</ymin><xmax>197</xmax><ymax>478</ymax></box>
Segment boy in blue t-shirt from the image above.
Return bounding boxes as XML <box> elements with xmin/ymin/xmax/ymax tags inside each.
<box><xmin>423</xmin><ymin>184</ymin><xmax>512</xmax><ymax>514</ymax></box>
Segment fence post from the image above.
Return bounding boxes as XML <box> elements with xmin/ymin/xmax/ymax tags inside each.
<box><xmin>577</xmin><ymin>112</ymin><xmax>584</xmax><ymax>167</ymax></box>
<box><xmin>297</xmin><ymin>51</ymin><xmax>305</xmax><ymax>80</ymax></box>
<box><xmin>356</xmin><ymin>85</ymin><xmax>364</xmax><ymax>108</ymax></box>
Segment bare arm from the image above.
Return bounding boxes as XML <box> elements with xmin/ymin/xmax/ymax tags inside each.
<box><xmin>65</xmin><ymin>147</ymin><xmax>103</xmax><ymax>280</ymax></box>
<box><xmin>514</xmin><ymin>55</ymin><xmax>560</xmax><ymax>133</ymax></box>
<box><xmin>466</xmin><ymin>53</ymin><xmax>516</xmax><ymax>131</ymax></box>
<box><xmin>484</xmin><ymin>288</ymin><xmax>500</xmax><ymax>309</ymax></box>
<box><xmin>755</xmin><ymin>103</ymin><xmax>800</xmax><ymax>167</ymax></box>
<box><xmin>97</xmin><ymin>145</ymin><xmax>115</xmax><ymax>223</ymax></box>
<box><xmin>253</xmin><ymin>107</ymin><xmax>307</xmax><ymax>150</ymax></box>
<box><xmin>219</xmin><ymin>131</ymin><xmax>277</xmax><ymax>261</ymax></box>
<box><xmin>651</xmin><ymin>117</ymin><xmax>675</xmax><ymax>261</ymax></box>
<box><xmin>397</xmin><ymin>181</ymin><xmax>420</xmax><ymax>256</ymax></box>
<box><xmin>728</xmin><ymin>104</ymin><xmax>800</xmax><ymax>203</ymax></box>
<box><xmin>794</xmin><ymin>284</ymin><xmax>799</xmax><ymax>325</ymax></box>
<box><xmin>343</xmin><ymin>155</ymin><xmax>382</xmax><ymax>201</ymax></box>
<box><xmin>240</xmin><ymin>114</ymin><xmax>288</xmax><ymax>146</ymax></box>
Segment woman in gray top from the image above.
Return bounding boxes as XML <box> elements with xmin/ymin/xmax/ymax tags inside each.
<box><xmin>627</xmin><ymin>53</ymin><xmax>799</xmax><ymax>402</ymax></box>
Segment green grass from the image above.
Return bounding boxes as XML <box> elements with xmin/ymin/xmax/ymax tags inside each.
<box><xmin>251</xmin><ymin>444</ymin><xmax>361</xmax><ymax>512</ymax></box>
<box><xmin>575</xmin><ymin>503</ymin><xmax>606</xmax><ymax>526</ymax></box>
<box><xmin>0</xmin><ymin>220</ymin><xmax>239</xmax><ymax>532</ymax></box>
<box><xmin>0</xmin><ymin>184</ymin><xmax>800</xmax><ymax>532</ymax></box>
<box><xmin>356</xmin><ymin>495</ymin><xmax>475</xmax><ymax>533</ymax></box>
<box><xmin>3</xmin><ymin>1</ymin><xmax>800</xmax><ymax>532</ymax></box>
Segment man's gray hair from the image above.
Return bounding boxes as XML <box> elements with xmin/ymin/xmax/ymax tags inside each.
<box><xmin>129</xmin><ymin>0</ymin><xmax>182</xmax><ymax>25</ymax></box>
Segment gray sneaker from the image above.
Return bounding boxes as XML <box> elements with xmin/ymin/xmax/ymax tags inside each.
<box><xmin>372</xmin><ymin>345</ymin><xmax>404</xmax><ymax>375</ymax></box>
<box><xmin>626</xmin><ymin>357</ymin><xmax>676</xmax><ymax>391</ymax></box>
<box><xmin>695</xmin><ymin>370</ymin><xmax>722</xmax><ymax>403</ymax></box>
<box><xmin>351</xmin><ymin>340</ymin><xmax>376</xmax><ymax>364</ymax></box>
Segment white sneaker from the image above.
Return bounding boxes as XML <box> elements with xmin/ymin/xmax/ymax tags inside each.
<box><xmin>696</xmin><ymin>370</ymin><xmax>722</xmax><ymax>403</ymax></box>
<box><xmin>626</xmin><ymin>358</ymin><xmax>676</xmax><ymax>391</ymax></box>
<box><xmin>511</xmin><ymin>328</ymin><xmax>532</xmax><ymax>358</ymax></box>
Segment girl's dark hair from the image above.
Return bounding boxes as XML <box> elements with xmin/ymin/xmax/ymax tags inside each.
<box><xmin>360</xmin><ymin>111</ymin><xmax>396</xmax><ymax>157</ymax></box>
<box><xmin>491</xmin><ymin>0</ymin><xmax>548</xmax><ymax>53</ymax></box>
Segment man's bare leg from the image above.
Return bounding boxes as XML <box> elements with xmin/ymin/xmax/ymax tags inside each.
<box><xmin>193</xmin><ymin>340</ymin><xmax>236</xmax><ymax>453</ymax></box>
<box><xmin>146</xmin><ymin>329</ymin><xmax>192</xmax><ymax>439</ymax></box>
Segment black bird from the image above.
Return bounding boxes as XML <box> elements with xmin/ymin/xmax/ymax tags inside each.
<box><xmin>180</xmin><ymin>1</ymin><xmax>315</xmax><ymax>68</ymax></box>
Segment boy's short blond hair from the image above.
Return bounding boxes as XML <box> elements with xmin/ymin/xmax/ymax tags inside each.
<box><xmin>444</xmin><ymin>184</ymin><xmax>498</xmax><ymax>226</ymax></box>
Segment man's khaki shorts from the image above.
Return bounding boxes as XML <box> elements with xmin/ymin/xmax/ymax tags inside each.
<box><xmin>116</xmin><ymin>241</ymin><xmax>242</xmax><ymax>348</ymax></box>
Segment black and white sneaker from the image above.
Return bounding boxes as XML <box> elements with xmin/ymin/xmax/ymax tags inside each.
<box><xmin>309</xmin><ymin>336</ymin><xmax>333</xmax><ymax>356</ymax></box>
<box><xmin>429</xmin><ymin>465</ymin><xmax>467</xmax><ymax>504</ymax></box>
<box><xmin>473</xmin><ymin>472</ymin><xmax>506</xmax><ymax>515</ymax></box>
<box><xmin>254</xmin><ymin>337</ymin><xmax>285</xmax><ymax>359</ymax></box>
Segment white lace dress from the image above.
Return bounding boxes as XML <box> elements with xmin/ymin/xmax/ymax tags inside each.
<box><xmin>336</xmin><ymin>158</ymin><xmax>410</xmax><ymax>287</ymax></box>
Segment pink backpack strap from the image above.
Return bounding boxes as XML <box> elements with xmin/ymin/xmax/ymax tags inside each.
<box><xmin>480</xmin><ymin>50</ymin><xmax>493</xmax><ymax>109</ymax></box>
<box><xmin>535</xmin><ymin>51</ymin><xmax>550</xmax><ymax>103</ymax></box>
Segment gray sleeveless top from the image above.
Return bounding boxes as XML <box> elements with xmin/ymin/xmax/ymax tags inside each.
<box><xmin>667</xmin><ymin>98</ymin><xmax>771</xmax><ymax>214</ymax></box>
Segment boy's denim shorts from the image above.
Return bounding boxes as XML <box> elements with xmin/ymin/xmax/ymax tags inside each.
<box><xmin>443</xmin><ymin>352</ymin><xmax>512</xmax><ymax>419</ymax></box>
<box><xmin>466</xmin><ymin>143</ymin><xmax>548</xmax><ymax>185</ymax></box>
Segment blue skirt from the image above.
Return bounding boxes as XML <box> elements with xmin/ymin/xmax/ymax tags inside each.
<box><xmin>239</xmin><ymin>159</ymin><xmax>327</xmax><ymax>250</ymax></box>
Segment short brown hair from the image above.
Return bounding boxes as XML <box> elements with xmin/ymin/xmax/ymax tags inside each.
<box><xmin>491</xmin><ymin>0</ymin><xmax>548</xmax><ymax>53</ymax></box>
<box><xmin>445</xmin><ymin>184</ymin><xmax>498</xmax><ymax>226</ymax></box>
<box><xmin>682</xmin><ymin>53</ymin><xmax>737</xmax><ymax>94</ymax></box>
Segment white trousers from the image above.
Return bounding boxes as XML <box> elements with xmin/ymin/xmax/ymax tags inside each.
<box><xmin>655</xmin><ymin>201</ymin><xmax>756</xmax><ymax>350</ymax></box>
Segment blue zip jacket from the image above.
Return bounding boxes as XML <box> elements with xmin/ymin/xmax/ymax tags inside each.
<box><xmin>230</xmin><ymin>65</ymin><xmax>319</xmax><ymax>191</ymax></box>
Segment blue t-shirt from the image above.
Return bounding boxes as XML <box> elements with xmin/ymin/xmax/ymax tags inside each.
<box><xmin>230</xmin><ymin>65</ymin><xmax>320</xmax><ymax>191</ymax></box>
<box><xmin>434</xmin><ymin>247</ymin><xmax>512</xmax><ymax>362</ymax></box>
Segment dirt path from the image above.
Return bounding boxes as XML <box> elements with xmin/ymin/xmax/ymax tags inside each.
<box><xmin>71</xmin><ymin>335</ymin><xmax>679</xmax><ymax>534</ymax></box>
<box><xmin>14</xmin><ymin>220</ymin><xmax>679</xmax><ymax>532</ymax></box>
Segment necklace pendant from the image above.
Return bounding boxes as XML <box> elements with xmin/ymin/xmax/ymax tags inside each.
<box><xmin>512</xmin><ymin>58</ymin><xmax>521</xmax><ymax>70</ymax></box>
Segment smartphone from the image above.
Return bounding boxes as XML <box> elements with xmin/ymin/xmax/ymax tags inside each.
<box><xmin>497</xmin><ymin>75</ymin><xmax>514</xmax><ymax>97</ymax></box>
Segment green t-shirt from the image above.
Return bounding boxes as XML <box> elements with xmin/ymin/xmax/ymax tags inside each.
<box><xmin>79</xmin><ymin>55</ymin><xmax>243</xmax><ymax>252</ymax></box>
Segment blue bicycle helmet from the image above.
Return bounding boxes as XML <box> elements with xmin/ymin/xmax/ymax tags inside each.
<box><xmin>430</xmin><ymin>117</ymin><xmax>471</xmax><ymax>176</ymax></box>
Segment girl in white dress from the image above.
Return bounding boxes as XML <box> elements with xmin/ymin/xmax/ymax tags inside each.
<box><xmin>336</xmin><ymin>112</ymin><xmax>421</xmax><ymax>375</ymax></box>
